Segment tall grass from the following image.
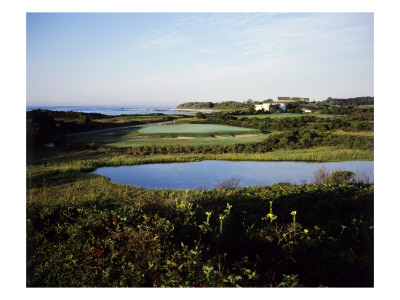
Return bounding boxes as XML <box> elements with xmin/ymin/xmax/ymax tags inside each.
<box><xmin>309</xmin><ymin>167</ymin><xmax>372</xmax><ymax>184</ymax></box>
<box><xmin>28</xmin><ymin>147</ymin><xmax>373</xmax><ymax>179</ymax></box>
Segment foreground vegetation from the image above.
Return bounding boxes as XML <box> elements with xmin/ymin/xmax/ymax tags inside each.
<box><xmin>26</xmin><ymin>101</ymin><xmax>374</xmax><ymax>287</ymax></box>
<box><xmin>27</xmin><ymin>152</ymin><xmax>373</xmax><ymax>287</ymax></box>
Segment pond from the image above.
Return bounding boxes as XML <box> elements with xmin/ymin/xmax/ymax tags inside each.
<box><xmin>92</xmin><ymin>160</ymin><xmax>374</xmax><ymax>190</ymax></box>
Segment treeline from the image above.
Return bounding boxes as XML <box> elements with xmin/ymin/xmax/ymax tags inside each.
<box><xmin>29</xmin><ymin>109</ymin><xmax>111</xmax><ymax>121</ymax></box>
<box><xmin>319</xmin><ymin>106</ymin><xmax>374</xmax><ymax>115</ymax></box>
<box><xmin>321</xmin><ymin>96</ymin><xmax>374</xmax><ymax>106</ymax></box>
<box><xmin>176</xmin><ymin>102</ymin><xmax>215</xmax><ymax>109</ymax></box>
<box><xmin>26</xmin><ymin>110</ymin><xmax>172</xmax><ymax>149</ymax></box>
<box><xmin>192</xmin><ymin>113</ymin><xmax>374</xmax><ymax>132</ymax></box>
<box><xmin>176</xmin><ymin>101</ymin><xmax>250</xmax><ymax>110</ymax></box>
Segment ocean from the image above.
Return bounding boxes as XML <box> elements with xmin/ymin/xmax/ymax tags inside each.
<box><xmin>26</xmin><ymin>105</ymin><xmax>190</xmax><ymax>116</ymax></box>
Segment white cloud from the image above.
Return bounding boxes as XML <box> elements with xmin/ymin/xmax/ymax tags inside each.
<box><xmin>134</xmin><ymin>30</ymin><xmax>189</xmax><ymax>49</ymax></box>
<box><xmin>196</xmin><ymin>48</ymin><xmax>218</xmax><ymax>53</ymax></box>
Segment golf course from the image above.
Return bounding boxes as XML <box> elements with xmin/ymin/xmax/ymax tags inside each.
<box><xmin>68</xmin><ymin>124</ymin><xmax>267</xmax><ymax>147</ymax></box>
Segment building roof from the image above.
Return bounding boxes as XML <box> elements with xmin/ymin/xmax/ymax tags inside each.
<box><xmin>277</xmin><ymin>97</ymin><xmax>310</xmax><ymax>102</ymax></box>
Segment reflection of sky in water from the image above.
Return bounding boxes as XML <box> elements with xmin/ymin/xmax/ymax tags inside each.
<box><xmin>92</xmin><ymin>160</ymin><xmax>374</xmax><ymax>190</ymax></box>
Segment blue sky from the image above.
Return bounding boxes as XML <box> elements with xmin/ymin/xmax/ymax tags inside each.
<box><xmin>26</xmin><ymin>12</ymin><xmax>374</xmax><ymax>106</ymax></box>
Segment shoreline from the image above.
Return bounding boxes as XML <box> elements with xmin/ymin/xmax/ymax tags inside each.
<box><xmin>171</xmin><ymin>108</ymin><xmax>217</xmax><ymax>113</ymax></box>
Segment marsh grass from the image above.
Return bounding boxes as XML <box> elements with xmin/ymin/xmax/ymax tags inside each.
<box><xmin>28</xmin><ymin>147</ymin><xmax>373</xmax><ymax>178</ymax></box>
<box><xmin>26</xmin><ymin>146</ymin><xmax>373</xmax><ymax>208</ymax></box>
<box><xmin>310</xmin><ymin>167</ymin><xmax>372</xmax><ymax>184</ymax></box>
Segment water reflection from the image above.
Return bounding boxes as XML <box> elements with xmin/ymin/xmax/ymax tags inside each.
<box><xmin>92</xmin><ymin>160</ymin><xmax>374</xmax><ymax>190</ymax></box>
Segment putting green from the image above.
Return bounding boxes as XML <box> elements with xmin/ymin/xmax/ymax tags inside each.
<box><xmin>137</xmin><ymin>124</ymin><xmax>259</xmax><ymax>135</ymax></box>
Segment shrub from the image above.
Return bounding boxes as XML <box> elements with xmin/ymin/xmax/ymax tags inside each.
<box><xmin>215</xmin><ymin>178</ymin><xmax>241</xmax><ymax>190</ymax></box>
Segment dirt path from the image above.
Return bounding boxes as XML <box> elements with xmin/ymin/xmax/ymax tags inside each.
<box><xmin>66</xmin><ymin>121</ymin><xmax>174</xmax><ymax>136</ymax></box>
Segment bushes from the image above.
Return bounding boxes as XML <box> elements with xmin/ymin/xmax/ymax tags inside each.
<box><xmin>85</xmin><ymin>129</ymin><xmax>372</xmax><ymax>157</ymax></box>
<box><xmin>192</xmin><ymin>112</ymin><xmax>374</xmax><ymax>133</ymax></box>
<box><xmin>27</xmin><ymin>183</ymin><xmax>374</xmax><ymax>287</ymax></box>
<box><xmin>323</xmin><ymin>134</ymin><xmax>373</xmax><ymax>150</ymax></box>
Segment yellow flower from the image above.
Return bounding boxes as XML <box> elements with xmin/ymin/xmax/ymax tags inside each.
<box><xmin>304</xmin><ymin>229</ymin><xmax>309</xmax><ymax>233</ymax></box>
<box><xmin>291</xmin><ymin>211</ymin><xmax>297</xmax><ymax>216</ymax></box>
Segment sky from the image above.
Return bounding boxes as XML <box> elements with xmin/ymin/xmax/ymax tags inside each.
<box><xmin>26</xmin><ymin>12</ymin><xmax>374</xmax><ymax>106</ymax></box>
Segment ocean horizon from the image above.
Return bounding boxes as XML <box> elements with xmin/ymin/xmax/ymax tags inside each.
<box><xmin>26</xmin><ymin>105</ymin><xmax>191</xmax><ymax>116</ymax></box>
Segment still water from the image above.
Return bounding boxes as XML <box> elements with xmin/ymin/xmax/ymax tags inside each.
<box><xmin>92</xmin><ymin>160</ymin><xmax>374</xmax><ymax>190</ymax></box>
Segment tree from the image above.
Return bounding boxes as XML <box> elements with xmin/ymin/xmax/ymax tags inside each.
<box><xmin>77</xmin><ymin>115</ymin><xmax>91</xmax><ymax>124</ymax></box>
<box><xmin>195</xmin><ymin>112</ymin><xmax>206</xmax><ymax>119</ymax></box>
<box><xmin>248</xmin><ymin>106</ymin><xmax>256</xmax><ymax>115</ymax></box>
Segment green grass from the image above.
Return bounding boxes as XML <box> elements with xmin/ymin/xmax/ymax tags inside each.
<box><xmin>68</xmin><ymin>124</ymin><xmax>264</xmax><ymax>147</ymax></box>
<box><xmin>239</xmin><ymin>113</ymin><xmax>343</xmax><ymax>119</ymax></box>
<box><xmin>136</xmin><ymin>124</ymin><xmax>259</xmax><ymax>135</ymax></box>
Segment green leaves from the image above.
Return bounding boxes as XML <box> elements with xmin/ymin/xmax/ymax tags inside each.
<box><xmin>27</xmin><ymin>182</ymin><xmax>373</xmax><ymax>287</ymax></box>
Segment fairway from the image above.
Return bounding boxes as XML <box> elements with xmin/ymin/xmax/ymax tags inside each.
<box><xmin>68</xmin><ymin>123</ymin><xmax>265</xmax><ymax>147</ymax></box>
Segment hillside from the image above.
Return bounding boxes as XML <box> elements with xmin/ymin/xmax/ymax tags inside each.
<box><xmin>176</xmin><ymin>101</ymin><xmax>250</xmax><ymax>110</ymax></box>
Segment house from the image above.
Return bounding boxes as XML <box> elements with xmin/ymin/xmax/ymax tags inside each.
<box><xmin>255</xmin><ymin>97</ymin><xmax>310</xmax><ymax>112</ymax></box>
<box><xmin>254</xmin><ymin>103</ymin><xmax>273</xmax><ymax>112</ymax></box>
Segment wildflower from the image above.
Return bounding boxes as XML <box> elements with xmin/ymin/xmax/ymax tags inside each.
<box><xmin>266</xmin><ymin>213</ymin><xmax>277</xmax><ymax>222</ymax></box>
<box><xmin>304</xmin><ymin>229</ymin><xmax>308</xmax><ymax>233</ymax></box>
<box><xmin>291</xmin><ymin>211</ymin><xmax>297</xmax><ymax>225</ymax></box>
<box><xmin>205</xmin><ymin>211</ymin><xmax>212</xmax><ymax>217</ymax></box>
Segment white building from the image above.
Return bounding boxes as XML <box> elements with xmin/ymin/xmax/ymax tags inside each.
<box><xmin>254</xmin><ymin>103</ymin><xmax>273</xmax><ymax>112</ymax></box>
<box><xmin>254</xmin><ymin>101</ymin><xmax>286</xmax><ymax>112</ymax></box>
<box><xmin>255</xmin><ymin>97</ymin><xmax>309</xmax><ymax>112</ymax></box>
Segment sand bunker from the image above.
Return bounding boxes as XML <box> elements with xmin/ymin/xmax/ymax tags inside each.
<box><xmin>233</xmin><ymin>134</ymin><xmax>257</xmax><ymax>138</ymax></box>
<box><xmin>212</xmin><ymin>134</ymin><xmax>257</xmax><ymax>139</ymax></box>
<box><xmin>124</xmin><ymin>135</ymin><xmax>161</xmax><ymax>139</ymax></box>
<box><xmin>214</xmin><ymin>135</ymin><xmax>231</xmax><ymax>138</ymax></box>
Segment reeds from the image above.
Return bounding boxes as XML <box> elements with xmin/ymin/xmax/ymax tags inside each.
<box><xmin>309</xmin><ymin>166</ymin><xmax>372</xmax><ymax>184</ymax></box>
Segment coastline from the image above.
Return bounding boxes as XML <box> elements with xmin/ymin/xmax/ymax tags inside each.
<box><xmin>171</xmin><ymin>108</ymin><xmax>216</xmax><ymax>113</ymax></box>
